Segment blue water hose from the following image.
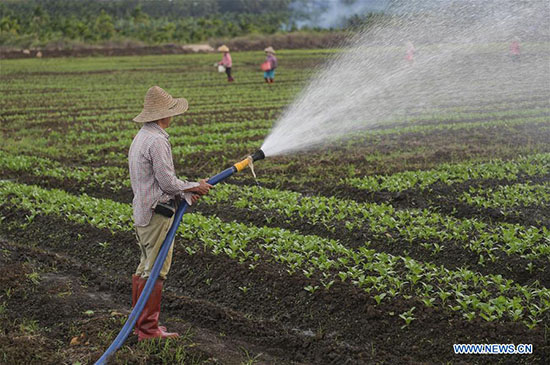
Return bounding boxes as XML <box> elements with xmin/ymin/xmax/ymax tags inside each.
<box><xmin>95</xmin><ymin>166</ymin><xmax>238</xmax><ymax>364</ymax></box>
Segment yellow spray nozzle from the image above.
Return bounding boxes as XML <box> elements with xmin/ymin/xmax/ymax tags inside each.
<box><xmin>234</xmin><ymin>149</ymin><xmax>263</xmax><ymax>178</ymax></box>
<box><xmin>234</xmin><ymin>157</ymin><xmax>251</xmax><ymax>172</ymax></box>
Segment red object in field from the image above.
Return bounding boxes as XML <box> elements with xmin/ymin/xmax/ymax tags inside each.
<box><xmin>510</xmin><ymin>41</ymin><xmax>520</xmax><ymax>55</ymax></box>
<box><xmin>261</xmin><ymin>61</ymin><xmax>271</xmax><ymax>71</ymax></box>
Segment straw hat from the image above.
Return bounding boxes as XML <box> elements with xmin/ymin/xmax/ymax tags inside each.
<box><xmin>264</xmin><ymin>46</ymin><xmax>275</xmax><ymax>54</ymax></box>
<box><xmin>133</xmin><ymin>86</ymin><xmax>188</xmax><ymax>123</ymax></box>
<box><xmin>218</xmin><ymin>45</ymin><xmax>229</xmax><ymax>52</ymax></box>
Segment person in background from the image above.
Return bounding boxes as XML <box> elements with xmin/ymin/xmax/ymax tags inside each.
<box><xmin>510</xmin><ymin>38</ymin><xmax>520</xmax><ymax>62</ymax></box>
<box><xmin>129</xmin><ymin>86</ymin><xmax>212</xmax><ymax>341</ymax></box>
<box><xmin>405</xmin><ymin>41</ymin><xmax>415</xmax><ymax>64</ymax></box>
<box><xmin>263</xmin><ymin>46</ymin><xmax>277</xmax><ymax>83</ymax></box>
<box><xmin>217</xmin><ymin>45</ymin><xmax>234</xmax><ymax>82</ymax></box>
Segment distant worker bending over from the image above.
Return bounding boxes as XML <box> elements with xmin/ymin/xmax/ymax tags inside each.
<box><xmin>217</xmin><ymin>45</ymin><xmax>234</xmax><ymax>82</ymax></box>
<box><xmin>129</xmin><ymin>86</ymin><xmax>212</xmax><ymax>341</ymax></box>
<box><xmin>263</xmin><ymin>46</ymin><xmax>278</xmax><ymax>83</ymax></box>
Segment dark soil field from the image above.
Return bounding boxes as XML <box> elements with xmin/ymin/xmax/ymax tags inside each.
<box><xmin>1</xmin><ymin>48</ymin><xmax>549</xmax><ymax>364</ymax></box>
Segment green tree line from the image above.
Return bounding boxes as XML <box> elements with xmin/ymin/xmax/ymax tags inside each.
<box><xmin>0</xmin><ymin>0</ymin><xmax>385</xmax><ymax>47</ymax></box>
<box><xmin>0</xmin><ymin>0</ymin><xmax>297</xmax><ymax>46</ymax></box>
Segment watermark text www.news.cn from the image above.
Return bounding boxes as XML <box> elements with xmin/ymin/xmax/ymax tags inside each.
<box><xmin>453</xmin><ymin>343</ymin><xmax>533</xmax><ymax>355</ymax></box>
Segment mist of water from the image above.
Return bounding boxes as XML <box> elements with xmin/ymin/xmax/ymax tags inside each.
<box><xmin>261</xmin><ymin>0</ymin><xmax>549</xmax><ymax>157</ymax></box>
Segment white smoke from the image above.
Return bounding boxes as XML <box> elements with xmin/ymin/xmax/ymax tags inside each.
<box><xmin>290</xmin><ymin>0</ymin><xmax>389</xmax><ymax>29</ymax></box>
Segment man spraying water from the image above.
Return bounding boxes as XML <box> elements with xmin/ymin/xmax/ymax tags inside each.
<box><xmin>129</xmin><ymin>86</ymin><xmax>212</xmax><ymax>340</ymax></box>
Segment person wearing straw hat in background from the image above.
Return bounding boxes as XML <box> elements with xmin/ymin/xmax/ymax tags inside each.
<box><xmin>262</xmin><ymin>46</ymin><xmax>278</xmax><ymax>83</ymax></box>
<box><xmin>510</xmin><ymin>37</ymin><xmax>521</xmax><ymax>62</ymax></box>
<box><xmin>129</xmin><ymin>86</ymin><xmax>213</xmax><ymax>340</ymax></box>
<box><xmin>217</xmin><ymin>44</ymin><xmax>234</xmax><ymax>82</ymax></box>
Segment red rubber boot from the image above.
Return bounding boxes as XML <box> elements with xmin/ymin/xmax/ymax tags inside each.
<box><xmin>133</xmin><ymin>276</ymin><xmax>168</xmax><ymax>335</ymax></box>
<box><xmin>135</xmin><ymin>278</ymin><xmax>178</xmax><ymax>341</ymax></box>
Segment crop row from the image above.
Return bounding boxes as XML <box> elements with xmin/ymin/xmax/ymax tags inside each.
<box><xmin>4</xmin><ymin>96</ymin><xmax>548</xmax><ymax>150</ymax></box>
<box><xmin>201</xmin><ymin>184</ymin><xmax>550</xmax><ymax>263</ymax></box>
<box><xmin>1</xmin><ymin>180</ymin><xmax>548</xmax><ymax>328</ymax></box>
<box><xmin>3</xmin><ymin>112</ymin><xmax>548</xmax><ymax>169</ymax></box>
<box><xmin>0</xmin><ymin>51</ymin><xmax>331</xmax><ymax>76</ymax></box>
<box><xmin>346</xmin><ymin>153</ymin><xmax>550</xmax><ymax>193</ymax></box>
<box><xmin>1</xmin><ymin>95</ymin><xmax>294</xmax><ymax>115</ymax></box>
<box><xmin>3</xmin><ymin>147</ymin><xmax>549</xmax><ymax>212</ymax></box>
<box><xmin>2</xmin><ymin>51</ymin><xmax>547</xmax><ymax>133</ymax></box>
<box><xmin>0</xmin><ymin>150</ymin><xmax>129</xmax><ymax>192</ymax></box>
<box><xmin>2</xmin><ymin>149</ymin><xmax>550</xmax><ymax>238</ymax></box>
<box><xmin>38</xmin><ymin>108</ymin><xmax>550</xmax><ymax>150</ymax></box>
<box><xmin>3</xmin><ymin>85</ymin><xmax>547</xmax><ymax>131</ymax></box>
<box><xmin>408</xmin><ymin>98</ymin><xmax>550</xmax><ymax>116</ymax></box>
<box><xmin>460</xmin><ymin>182</ymin><xmax>550</xmax><ymax>211</ymax></box>
<box><xmin>4</xmin><ymin>93</ymin><xmax>547</xmax><ymax>127</ymax></box>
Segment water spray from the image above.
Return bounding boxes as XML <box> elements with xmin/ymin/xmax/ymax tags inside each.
<box><xmin>262</xmin><ymin>1</ymin><xmax>549</xmax><ymax>157</ymax></box>
<box><xmin>95</xmin><ymin>149</ymin><xmax>265</xmax><ymax>365</ymax></box>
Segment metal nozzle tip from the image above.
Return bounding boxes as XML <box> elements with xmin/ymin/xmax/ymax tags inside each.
<box><xmin>251</xmin><ymin>149</ymin><xmax>265</xmax><ymax>161</ymax></box>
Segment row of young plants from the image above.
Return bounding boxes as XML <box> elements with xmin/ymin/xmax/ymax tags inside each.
<box><xmin>6</xmin><ymin>104</ymin><xmax>544</xmax><ymax>153</ymax></box>
<box><xmin>2</xmin><ymin>50</ymin><xmax>547</xmax><ymax>169</ymax></box>
<box><xmin>5</xmin><ymin>89</ymin><xmax>547</xmax><ymax>129</ymax></box>
<box><xmin>2</xmin><ymin>145</ymin><xmax>549</xmax><ymax>223</ymax></box>
<box><xmin>5</xmin><ymin>93</ymin><xmax>547</xmax><ymax>148</ymax></box>
<box><xmin>3</xmin><ymin>142</ymin><xmax>549</xmax><ymax>231</ymax></box>
<box><xmin>73</xmin><ymin>113</ymin><xmax>278</xmax><ymax>134</ymax></box>
<box><xmin>0</xmin><ymin>51</ymin><xmax>330</xmax><ymax>76</ymax></box>
<box><xmin>7</xmin><ymin>90</ymin><xmax>543</xmax><ymax>135</ymax></box>
<box><xmin>345</xmin><ymin>153</ymin><xmax>550</xmax><ymax>193</ymax></box>
<box><xmin>3</xmin><ymin>148</ymin><xmax>548</xmax><ymax>271</ymax></box>
<box><xmin>53</xmin><ymin>125</ymin><xmax>271</xmax><ymax>154</ymax></box>
<box><xmin>1</xmin><ymin>93</ymin><xmax>294</xmax><ymax>117</ymax></box>
<box><xmin>0</xmin><ymin>180</ymin><xmax>548</xmax><ymax>329</ymax></box>
<box><xmin>408</xmin><ymin>98</ymin><xmax>550</xmax><ymax>117</ymax></box>
<box><xmin>62</xmin><ymin>108</ymin><xmax>550</xmax><ymax>144</ymax></box>
<box><xmin>201</xmin><ymin>183</ymin><xmax>550</xmax><ymax>263</ymax></box>
<box><xmin>182</xmin><ymin>116</ymin><xmax>548</xmax><ymax>166</ymax></box>
<box><xmin>0</xmin><ymin>150</ymin><xmax>129</xmax><ymax>192</ymax></box>
<box><xmin>460</xmin><ymin>182</ymin><xmax>550</xmax><ymax>211</ymax></box>
<box><xmin>2</xmin><ymin>52</ymin><xmax>546</xmax><ymax>135</ymax></box>
<box><xmin>6</xmin><ymin>88</ymin><xmax>546</xmax><ymax>132</ymax></box>
<box><xmin>3</xmin><ymin>111</ymin><xmax>276</xmax><ymax>158</ymax></box>
<box><xmin>402</xmin><ymin>107</ymin><xmax>550</xmax><ymax>125</ymax></box>
<box><xmin>348</xmin><ymin>115</ymin><xmax>550</xmax><ymax>139</ymax></box>
<box><xmin>1</xmin><ymin>72</ymin><xmax>304</xmax><ymax>107</ymax></box>
<box><xmin>4</xmin><ymin>63</ymin><xmax>545</xmax><ymax>114</ymax></box>
<box><xmin>3</xmin><ymin>110</ymin><xmax>548</xmax><ymax>173</ymax></box>
<box><xmin>2</xmin><ymin>148</ymin><xmax>549</xmax><ymax>263</ymax></box>
<box><xmin>12</xmin><ymin>113</ymin><xmax>546</xmax><ymax>170</ymax></box>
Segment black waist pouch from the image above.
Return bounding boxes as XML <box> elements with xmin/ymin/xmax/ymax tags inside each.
<box><xmin>154</xmin><ymin>200</ymin><xmax>176</xmax><ymax>218</ymax></box>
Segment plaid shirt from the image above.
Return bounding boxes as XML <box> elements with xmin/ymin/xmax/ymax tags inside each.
<box><xmin>129</xmin><ymin>122</ymin><xmax>199</xmax><ymax>226</ymax></box>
